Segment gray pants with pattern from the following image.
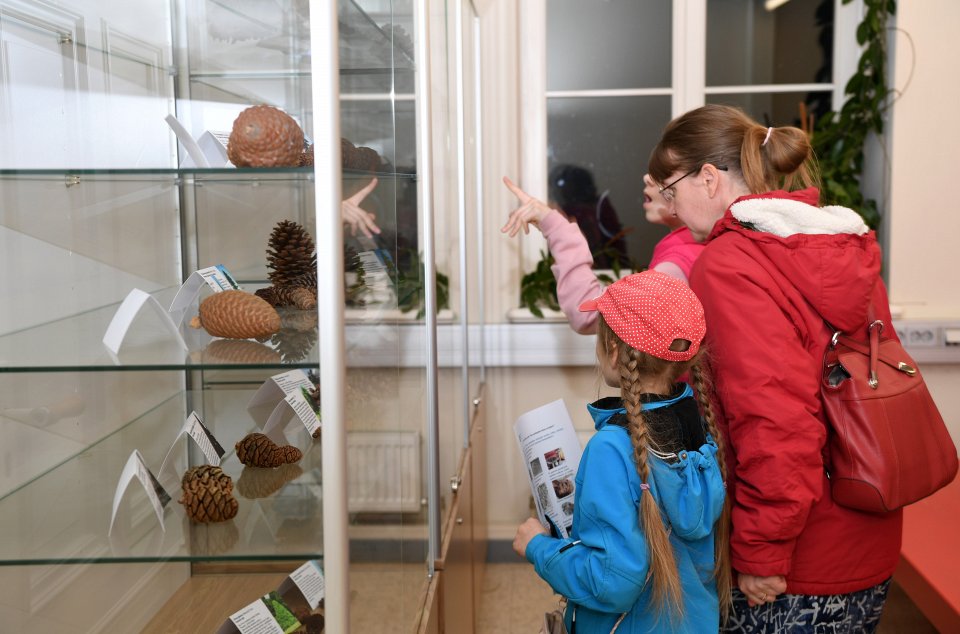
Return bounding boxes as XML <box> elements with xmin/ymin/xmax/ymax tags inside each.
<box><xmin>721</xmin><ymin>578</ymin><xmax>891</xmax><ymax>633</ymax></box>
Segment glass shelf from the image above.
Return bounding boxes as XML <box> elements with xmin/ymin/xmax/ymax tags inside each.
<box><xmin>0</xmin><ymin>388</ymin><xmax>323</xmax><ymax>566</ymax></box>
<box><xmin>0</xmin><ymin>167</ymin><xmax>416</xmax><ymax>181</ymax></box>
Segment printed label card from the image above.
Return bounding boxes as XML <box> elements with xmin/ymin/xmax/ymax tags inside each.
<box><xmin>109</xmin><ymin>450</ymin><xmax>171</xmax><ymax>536</ymax></box>
<box><xmin>103</xmin><ymin>288</ymin><xmax>188</xmax><ymax>355</ymax></box>
<box><xmin>287</xmin><ymin>560</ymin><xmax>325</xmax><ymax>610</ymax></box>
<box><xmin>158</xmin><ymin>411</ymin><xmax>227</xmax><ymax>485</ymax></box>
<box><xmin>216</xmin><ymin>591</ymin><xmax>302</xmax><ymax>634</ymax></box>
<box><xmin>248</xmin><ymin>370</ymin><xmax>320</xmax><ymax>440</ymax></box>
<box><xmin>168</xmin><ymin>264</ymin><xmax>240</xmax><ymax>324</ymax></box>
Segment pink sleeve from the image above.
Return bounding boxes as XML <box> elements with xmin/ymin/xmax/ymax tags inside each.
<box><xmin>649</xmin><ymin>227</ymin><xmax>705</xmax><ymax>281</ymax></box>
<box><xmin>540</xmin><ymin>210</ymin><xmax>601</xmax><ymax>334</ymax></box>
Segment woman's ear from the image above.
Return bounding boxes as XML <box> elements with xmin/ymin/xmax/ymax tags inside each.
<box><xmin>701</xmin><ymin>163</ymin><xmax>723</xmax><ymax>198</ymax></box>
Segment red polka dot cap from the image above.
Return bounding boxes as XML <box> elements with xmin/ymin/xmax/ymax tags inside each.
<box><xmin>579</xmin><ymin>270</ymin><xmax>706</xmax><ymax>361</ymax></box>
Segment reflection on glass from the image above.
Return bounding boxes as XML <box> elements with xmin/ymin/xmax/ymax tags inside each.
<box><xmin>707</xmin><ymin>0</ymin><xmax>834</xmax><ymax>89</ymax></box>
<box><xmin>547</xmin><ymin>96</ymin><xmax>672</xmax><ymax>268</ymax></box>
<box><xmin>547</xmin><ymin>0</ymin><xmax>671</xmax><ymax>91</ymax></box>
<box><xmin>705</xmin><ymin>91</ymin><xmax>833</xmax><ymax>128</ymax></box>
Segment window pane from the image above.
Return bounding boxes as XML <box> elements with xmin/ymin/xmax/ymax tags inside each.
<box><xmin>705</xmin><ymin>90</ymin><xmax>832</xmax><ymax>128</ymax></box>
<box><xmin>546</xmin><ymin>0</ymin><xmax>671</xmax><ymax>91</ymax></box>
<box><xmin>547</xmin><ymin>96</ymin><xmax>672</xmax><ymax>269</ymax></box>
<box><xmin>706</xmin><ymin>0</ymin><xmax>833</xmax><ymax>87</ymax></box>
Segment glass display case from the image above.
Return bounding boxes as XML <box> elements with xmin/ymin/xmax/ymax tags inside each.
<box><xmin>0</xmin><ymin>0</ymin><xmax>485</xmax><ymax>631</ymax></box>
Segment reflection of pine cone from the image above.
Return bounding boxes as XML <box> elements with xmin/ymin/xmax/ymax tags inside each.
<box><xmin>201</xmin><ymin>339</ymin><xmax>281</xmax><ymax>364</ymax></box>
<box><xmin>179</xmin><ymin>467</ymin><xmax>238</xmax><ymax>523</ymax></box>
<box><xmin>190</xmin><ymin>290</ymin><xmax>281</xmax><ymax>339</ymax></box>
<box><xmin>298</xmin><ymin>613</ymin><xmax>325</xmax><ymax>634</ymax></box>
<box><xmin>191</xmin><ymin>520</ymin><xmax>239</xmax><ymax>556</ymax></box>
<box><xmin>267</xmin><ymin>220</ymin><xmax>316</xmax><ymax>287</ymax></box>
<box><xmin>237</xmin><ymin>463</ymin><xmax>303</xmax><ymax>498</ymax></box>
<box><xmin>236</xmin><ymin>433</ymin><xmax>303</xmax><ymax>468</ymax></box>
<box><xmin>341</xmin><ymin>137</ymin><xmax>383</xmax><ymax>172</ymax></box>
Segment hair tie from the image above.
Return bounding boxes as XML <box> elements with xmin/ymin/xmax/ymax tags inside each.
<box><xmin>639</xmin><ymin>483</ymin><xmax>651</xmax><ymax>491</ymax></box>
<box><xmin>762</xmin><ymin>126</ymin><xmax>774</xmax><ymax>147</ymax></box>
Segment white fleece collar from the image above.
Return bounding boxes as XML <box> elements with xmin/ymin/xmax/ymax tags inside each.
<box><xmin>729</xmin><ymin>197</ymin><xmax>869</xmax><ymax>238</ymax></box>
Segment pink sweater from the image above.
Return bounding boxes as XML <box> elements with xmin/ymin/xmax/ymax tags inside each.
<box><xmin>539</xmin><ymin>211</ymin><xmax>704</xmax><ymax>334</ymax></box>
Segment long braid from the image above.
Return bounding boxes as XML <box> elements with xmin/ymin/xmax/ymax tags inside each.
<box><xmin>691</xmin><ymin>360</ymin><xmax>733</xmax><ymax>619</ymax></box>
<box><xmin>614</xmin><ymin>334</ymin><xmax>683</xmax><ymax>619</ymax></box>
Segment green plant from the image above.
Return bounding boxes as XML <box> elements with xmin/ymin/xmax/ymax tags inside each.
<box><xmin>519</xmin><ymin>245</ymin><xmax>641</xmax><ymax>317</ymax></box>
<box><xmin>811</xmin><ymin>0</ymin><xmax>896</xmax><ymax>230</ymax></box>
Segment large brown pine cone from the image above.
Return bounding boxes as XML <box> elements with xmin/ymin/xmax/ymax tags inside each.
<box><xmin>190</xmin><ymin>290</ymin><xmax>281</xmax><ymax>339</ymax></box>
<box><xmin>227</xmin><ymin>105</ymin><xmax>304</xmax><ymax>168</ymax></box>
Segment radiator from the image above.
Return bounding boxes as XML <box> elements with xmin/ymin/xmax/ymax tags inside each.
<box><xmin>347</xmin><ymin>431</ymin><xmax>422</xmax><ymax>513</ymax></box>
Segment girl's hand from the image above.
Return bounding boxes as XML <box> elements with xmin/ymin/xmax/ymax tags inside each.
<box><xmin>501</xmin><ymin>176</ymin><xmax>553</xmax><ymax>237</ymax></box>
<box><xmin>342</xmin><ymin>177</ymin><xmax>381</xmax><ymax>238</ymax></box>
<box><xmin>738</xmin><ymin>573</ymin><xmax>787</xmax><ymax>607</ymax></box>
<box><xmin>513</xmin><ymin>517</ymin><xmax>549</xmax><ymax>558</ymax></box>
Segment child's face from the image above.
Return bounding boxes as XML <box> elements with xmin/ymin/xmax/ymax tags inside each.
<box><xmin>596</xmin><ymin>337</ymin><xmax>620</xmax><ymax>388</ymax></box>
<box><xmin>642</xmin><ymin>173</ymin><xmax>682</xmax><ymax>228</ymax></box>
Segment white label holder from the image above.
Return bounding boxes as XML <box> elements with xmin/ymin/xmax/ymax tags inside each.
<box><xmin>102</xmin><ymin>288</ymin><xmax>188</xmax><ymax>355</ymax></box>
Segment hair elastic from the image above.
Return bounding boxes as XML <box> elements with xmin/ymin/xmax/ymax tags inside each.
<box><xmin>639</xmin><ymin>483</ymin><xmax>651</xmax><ymax>491</ymax></box>
<box><xmin>762</xmin><ymin>126</ymin><xmax>774</xmax><ymax>147</ymax></box>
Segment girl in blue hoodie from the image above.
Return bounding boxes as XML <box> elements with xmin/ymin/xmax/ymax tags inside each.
<box><xmin>514</xmin><ymin>271</ymin><xmax>731</xmax><ymax>632</ymax></box>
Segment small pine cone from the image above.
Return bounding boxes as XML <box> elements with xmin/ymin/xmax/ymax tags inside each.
<box><xmin>236</xmin><ymin>432</ymin><xmax>303</xmax><ymax>468</ymax></box>
<box><xmin>298</xmin><ymin>145</ymin><xmax>314</xmax><ymax>166</ymax></box>
<box><xmin>227</xmin><ymin>105</ymin><xmax>304</xmax><ymax>168</ymax></box>
<box><xmin>190</xmin><ymin>290</ymin><xmax>281</xmax><ymax>339</ymax></box>
<box><xmin>341</xmin><ymin>138</ymin><xmax>357</xmax><ymax>167</ymax></box>
<box><xmin>255</xmin><ymin>286</ymin><xmax>280</xmax><ymax>306</ymax></box>
<box><xmin>266</xmin><ymin>220</ymin><xmax>317</xmax><ymax>287</ymax></box>
<box><xmin>182</xmin><ymin>465</ymin><xmax>234</xmax><ymax>495</ymax></box>
<box><xmin>263</xmin><ymin>285</ymin><xmax>317</xmax><ymax>310</ymax></box>
<box><xmin>237</xmin><ymin>463</ymin><xmax>303</xmax><ymax>498</ymax></box>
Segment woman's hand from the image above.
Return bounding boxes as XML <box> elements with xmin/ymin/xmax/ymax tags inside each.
<box><xmin>513</xmin><ymin>517</ymin><xmax>549</xmax><ymax>558</ymax></box>
<box><xmin>738</xmin><ymin>573</ymin><xmax>787</xmax><ymax>607</ymax></box>
<box><xmin>501</xmin><ymin>176</ymin><xmax>553</xmax><ymax>237</ymax></box>
<box><xmin>342</xmin><ymin>177</ymin><xmax>381</xmax><ymax>238</ymax></box>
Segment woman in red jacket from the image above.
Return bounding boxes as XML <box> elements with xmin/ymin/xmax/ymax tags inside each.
<box><xmin>648</xmin><ymin>104</ymin><xmax>900</xmax><ymax>632</ymax></box>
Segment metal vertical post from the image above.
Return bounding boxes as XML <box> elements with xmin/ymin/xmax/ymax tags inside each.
<box><xmin>309</xmin><ymin>1</ymin><xmax>348</xmax><ymax>631</ymax></box>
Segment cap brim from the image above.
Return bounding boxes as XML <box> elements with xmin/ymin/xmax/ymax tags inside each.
<box><xmin>578</xmin><ymin>297</ymin><xmax>600</xmax><ymax>312</ymax></box>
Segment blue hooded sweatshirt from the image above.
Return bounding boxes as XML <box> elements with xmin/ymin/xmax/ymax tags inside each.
<box><xmin>525</xmin><ymin>391</ymin><xmax>726</xmax><ymax>633</ymax></box>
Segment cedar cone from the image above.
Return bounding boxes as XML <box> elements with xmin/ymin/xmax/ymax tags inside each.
<box><xmin>182</xmin><ymin>465</ymin><xmax>234</xmax><ymax>495</ymax></box>
<box><xmin>179</xmin><ymin>466</ymin><xmax>238</xmax><ymax>524</ymax></box>
<box><xmin>190</xmin><ymin>290</ymin><xmax>281</xmax><ymax>339</ymax></box>
<box><xmin>266</xmin><ymin>220</ymin><xmax>316</xmax><ymax>287</ymax></box>
<box><xmin>227</xmin><ymin>105</ymin><xmax>304</xmax><ymax>168</ymax></box>
<box><xmin>237</xmin><ymin>463</ymin><xmax>303</xmax><ymax>498</ymax></box>
<box><xmin>236</xmin><ymin>432</ymin><xmax>303</xmax><ymax>468</ymax></box>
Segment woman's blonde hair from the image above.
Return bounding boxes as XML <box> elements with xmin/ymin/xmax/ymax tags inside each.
<box><xmin>648</xmin><ymin>103</ymin><xmax>820</xmax><ymax>198</ymax></box>
<box><xmin>597</xmin><ymin>317</ymin><xmax>732</xmax><ymax>620</ymax></box>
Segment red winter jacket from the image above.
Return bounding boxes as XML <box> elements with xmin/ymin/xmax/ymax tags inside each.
<box><xmin>690</xmin><ymin>188</ymin><xmax>902</xmax><ymax>596</ymax></box>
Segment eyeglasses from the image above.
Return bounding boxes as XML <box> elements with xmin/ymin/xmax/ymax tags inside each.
<box><xmin>658</xmin><ymin>164</ymin><xmax>728</xmax><ymax>203</ymax></box>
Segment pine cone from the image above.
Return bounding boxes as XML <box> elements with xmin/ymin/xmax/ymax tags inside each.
<box><xmin>179</xmin><ymin>467</ymin><xmax>238</xmax><ymax>523</ymax></box>
<box><xmin>266</xmin><ymin>220</ymin><xmax>316</xmax><ymax>287</ymax></box>
<box><xmin>227</xmin><ymin>105</ymin><xmax>304</xmax><ymax>168</ymax></box>
<box><xmin>237</xmin><ymin>463</ymin><xmax>303</xmax><ymax>498</ymax></box>
<box><xmin>189</xmin><ymin>290</ymin><xmax>281</xmax><ymax>339</ymax></box>
<box><xmin>182</xmin><ymin>465</ymin><xmax>234</xmax><ymax>495</ymax></box>
<box><xmin>299</xmin><ymin>145</ymin><xmax>314</xmax><ymax>167</ymax></box>
<box><xmin>236</xmin><ymin>433</ymin><xmax>303</xmax><ymax>468</ymax></box>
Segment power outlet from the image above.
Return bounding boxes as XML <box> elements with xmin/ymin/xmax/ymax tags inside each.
<box><xmin>903</xmin><ymin>325</ymin><xmax>939</xmax><ymax>347</ymax></box>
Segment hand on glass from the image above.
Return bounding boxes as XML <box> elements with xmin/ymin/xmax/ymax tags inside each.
<box><xmin>738</xmin><ymin>573</ymin><xmax>787</xmax><ymax>607</ymax></box>
<box><xmin>342</xmin><ymin>177</ymin><xmax>381</xmax><ymax>238</ymax></box>
<box><xmin>513</xmin><ymin>517</ymin><xmax>550</xmax><ymax>558</ymax></box>
<box><xmin>501</xmin><ymin>176</ymin><xmax>553</xmax><ymax>237</ymax></box>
